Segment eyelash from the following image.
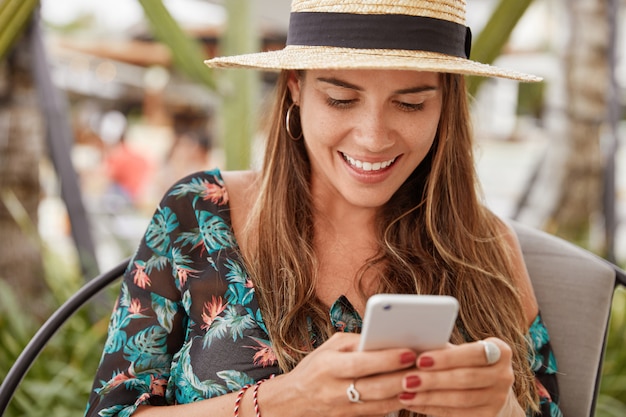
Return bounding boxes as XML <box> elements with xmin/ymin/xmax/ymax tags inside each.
<box><xmin>326</xmin><ymin>97</ymin><xmax>354</xmax><ymax>109</ymax></box>
<box><xmin>326</xmin><ymin>98</ymin><xmax>425</xmax><ymax>112</ymax></box>
<box><xmin>396</xmin><ymin>101</ymin><xmax>425</xmax><ymax>112</ymax></box>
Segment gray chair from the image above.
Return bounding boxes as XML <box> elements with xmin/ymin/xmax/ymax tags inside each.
<box><xmin>0</xmin><ymin>225</ymin><xmax>624</xmax><ymax>416</ymax></box>
<box><xmin>511</xmin><ymin>220</ymin><xmax>626</xmax><ymax>417</ymax></box>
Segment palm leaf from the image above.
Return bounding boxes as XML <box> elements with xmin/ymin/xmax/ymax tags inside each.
<box><xmin>0</xmin><ymin>0</ymin><xmax>39</xmax><ymax>61</ymax></box>
<box><xmin>137</xmin><ymin>0</ymin><xmax>215</xmax><ymax>90</ymax></box>
<box><xmin>467</xmin><ymin>0</ymin><xmax>535</xmax><ymax>96</ymax></box>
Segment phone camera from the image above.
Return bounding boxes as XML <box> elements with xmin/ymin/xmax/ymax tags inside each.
<box><xmin>383</xmin><ymin>304</ymin><xmax>392</xmax><ymax>310</ymax></box>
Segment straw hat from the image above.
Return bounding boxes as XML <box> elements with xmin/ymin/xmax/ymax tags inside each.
<box><xmin>204</xmin><ymin>0</ymin><xmax>541</xmax><ymax>82</ymax></box>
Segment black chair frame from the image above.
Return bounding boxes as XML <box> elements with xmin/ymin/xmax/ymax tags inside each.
<box><xmin>0</xmin><ymin>258</ymin><xmax>130</xmax><ymax>415</ymax></box>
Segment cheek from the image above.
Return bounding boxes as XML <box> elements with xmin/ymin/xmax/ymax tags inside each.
<box><xmin>301</xmin><ymin>107</ymin><xmax>342</xmax><ymax>147</ymax></box>
<box><xmin>406</xmin><ymin>114</ymin><xmax>440</xmax><ymax>151</ymax></box>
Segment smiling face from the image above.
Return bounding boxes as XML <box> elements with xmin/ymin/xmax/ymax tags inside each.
<box><xmin>287</xmin><ymin>69</ymin><xmax>442</xmax><ymax>213</ymax></box>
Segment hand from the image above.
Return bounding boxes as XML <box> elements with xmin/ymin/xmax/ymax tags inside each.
<box><xmin>397</xmin><ymin>338</ymin><xmax>523</xmax><ymax>417</ymax></box>
<box><xmin>273</xmin><ymin>332</ymin><xmax>418</xmax><ymax>417</ymax></box>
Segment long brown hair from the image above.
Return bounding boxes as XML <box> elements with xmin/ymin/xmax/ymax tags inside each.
<box><xmin>241</xmin><ymin>71</ymin><xmax>538</xmax><ymax>413</ymax></box>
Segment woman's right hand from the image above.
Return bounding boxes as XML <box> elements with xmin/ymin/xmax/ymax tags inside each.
<box><xmin>258</xmin><ymin>332</ymin><xmax>419</xmax><ymax>417</ymax></box>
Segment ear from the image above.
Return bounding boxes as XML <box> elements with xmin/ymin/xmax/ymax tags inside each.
<box><xmin>286</xmin><ymin>70</ymin><xmax>301</xmax><ymax>105</ymax></box>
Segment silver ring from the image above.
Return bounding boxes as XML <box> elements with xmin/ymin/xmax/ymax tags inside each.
<box><xmin>479</xmin><ymin>340</ymin><xmax>501</xmax><ymax>365</ymax></box>
<box><xmin>346</xmin><ymin>381</ymin><xmax>363</xmax><ymax>403</ymax></box>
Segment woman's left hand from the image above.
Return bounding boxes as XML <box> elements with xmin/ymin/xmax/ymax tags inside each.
<box><xmin>397</xmin><ymin>338</ymin><xmax>525</xmax><ymax>417</ymax></box>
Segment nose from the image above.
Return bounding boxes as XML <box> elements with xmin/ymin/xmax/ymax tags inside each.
<box><xmin>353</xmin><ymin>108</ymin><xmax>395</xmax><ymax>153</ymax></box>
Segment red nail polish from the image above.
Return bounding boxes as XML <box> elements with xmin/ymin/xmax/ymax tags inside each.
<box><xmin>418</xmin><ymin>356</ymin><xmax>434</xmax><ymax>368</ymax></box>
<box><xmin>401</xmin><ymin>352</ymin><xmax>417</xmax><ymax>364</ymax></box>
<box><xmin>405</xmin><ymin>375</ymin><xmax>421</xmax><ymax>389</ymax></box>
<box><xmin>399</xmin><ymin>392</ymin><xmax>416</xmax><ymax>401</ymax></box>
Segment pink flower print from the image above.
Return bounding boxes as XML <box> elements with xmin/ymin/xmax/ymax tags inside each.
<box><xmin>536</xmin><ymin>379</ymin><xmax>552</xmax><ymax>402</ymax></box>
<box><xmin>135</xmin><ymin>392</ymin><xmax>151</xmax><ymax>406</ymax></box>
<box><xmin>202</xmin><ymin>181</ymin><xmax>228</xmax><ymax>205</ymax></box>
<box><xmin>128</xmin><ymin>298</ymin><xmax>145</xmax><ymax>315</ymax></box>
<box><xmin>201</xmin><ymin>296</ymin><xmax>228</xmax><ymax>330</ymax></box>
<box><xmin>107</xmin><ymin>372</ymin><xmax>130</xmax><ymax>389</ymax></box>
<box><xmin>245</xmin><ymin>337</ymin><xmax>278</xmax><ymax>368</ymax></box>
<box><xmin>150</xmin><ymin>375</ymin><xmax>168</xmax><ymax>397</ymax></box>
<box><xmin>176</xmin><ymin>266</ymin><xmax>198</xmax><ymax>287</ymax></box>
<box><xmin>132</xmin><ymin>262</ymin><xmax>151</xmax><ymax>289</ymax></box>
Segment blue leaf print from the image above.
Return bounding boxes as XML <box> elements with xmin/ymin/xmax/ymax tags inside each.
<box><xmin>329</xmin><ymin>296</ymin><xmax>362</xmax><ymax>333</ymax></box>
<box><xmin>216</xmin><ymin>370</ymin><xmax>255</xmax><ymax>391</ymax></box>
<box><xmin>171</xmin><ymin>243</ymin><xmax>195</xmax><ymax>266</ymax></box>
<box><xmin>173</xmin><ymin>340</ymin><xmax>228</xmax><ymax>402</ymax></box>
<box><xmin>103</xmin><ymin>308</ymin><xmax>128</xmax><ymax>355</ymax></box>
<box><xmin>124</xmin><ymin>326</ymin><xmax>171</xmax><ymax>372</ymax></box>
<box><xmin>103</xmin><ymin>326</ymin><xmax>127</xmax><ymax>356</ymax></box>
<box><xmin>119</xmin><ymin>281</ymin><xmax>131</xmax><ymax>308</ymax></box>
<box><xmin>98</xmin><ymin>405</ymin><xmax>135</xmax><ymax>417</ymax></box>
<box><xmin>549</xmin><ymin>401</ymin><xmax>564</xmax><ymax>417</ymax></box>
<box><xmin>225</xmin><ymin>259</ymin><xmax>254</xmax><ymax>305</ymax></box>
<box><xmin>546</xmin><ymin>350</ymin><xmax>558</xmax><ymax>373</ymax></box>
<box><xmin>222</xmin><ymin>305</ymin><xmax>256</xmax><ymax>341</ymax></box>
<box><xmin>145</xmin><ymin>206</ymin><xmax>179</xmax><ymax>256</ymax></box>
<box><xmin>203</xmin><ymin>316</ymin><xmax>230</xmax><ymax>348</ymax></box>
<box><xmin>123</xmin><ymin>373</ymin><xmax>154</xmax><ymax>393</ymax></box>
<box><xmin>182</xmin><ymin>290</ymin><xmax>193</xmax><ymax>315</ymax></box>
<box><xmin>196</xmin><ymin>210</ymin><xmax>234</xmax><ymax>254</ymax></box>
<box><xmin>145</xmin><ymin>253</ymin><xmax>170</xmax><ymax>275</ymax></box>
<box><xmin>169</xmin><ymin>175</ymin><xmax>220</xmax><ymax>207</ymax></box>
<box><xmin>528</xmin><ymin>315</ymin><xmax>550</xmax><ymax>351</ymax></box>
<box><xmin>246</xmin><ymin>307</ymin><xmax>268</xmax><ymax>335</ymax></box>
<box><xmin>175</xmin><ymin>231</ymin><xmax>203</xmax><ymax>250</ymax></box>
<box><xmin>151</xmin><ymin>292</ymin><xmax>179</xmax><ymax>333</ymax></box>
<box><xmin>118</xmin><ymin>407</ymin><xmax>137</xmax><ymax>417</ymax></box>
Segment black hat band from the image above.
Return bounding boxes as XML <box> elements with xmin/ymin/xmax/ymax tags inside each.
<box><xmin>287</xmin><ymin>12</ymin><xmax>472</xmax><ymax>59</ymax></box>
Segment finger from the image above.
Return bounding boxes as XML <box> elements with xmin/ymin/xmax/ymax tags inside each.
<box><xmin>402</xmin><ymin>365</ymin><xmax>505</xmax><ymax>392</ymax></box>
<box><xmin>319</xmin><ymin>334</ymin><xmax>419</xmax><ymax>379</ymax></box>
<box><xmin>416</xmin><ymin>338</ymin><xmax>512</xmax><ymax>371</ymax></box>
<box><xmin>402</xmin><ymin>403</ymin><xmax>494</xmax><ymax>417</ymax></box>
<box><xmin>348</xmin><ymin>369</ymin><xmax>410</xmax><ymax>402</ymax></box>
<box><xmin>399</xmin><ymin>387</ymin><xmax>495</xmax><ymax>409</ymax></box>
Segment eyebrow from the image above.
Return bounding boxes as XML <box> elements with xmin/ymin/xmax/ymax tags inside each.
<box><xmin>316</xmin><ymin>77</ymin><xmax>438</xmax><ymax>94</ymax></box>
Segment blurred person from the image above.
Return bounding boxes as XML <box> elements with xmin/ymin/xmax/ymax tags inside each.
<box><xmin>160</xmin><ymin>130</ymin><xmax>212</xmax><ymax>183</ymax></box>
<box><xmin>85</xmin><ymin>1</ymin><xmax>561</xmax><ymax>417</ymax></box>
<box><xmin>100</xmin><ymin>110</ymin><xmax>155</xmax><ymax>206</ymax></box>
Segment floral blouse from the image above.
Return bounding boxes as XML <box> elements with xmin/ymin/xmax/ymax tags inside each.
<box><xmin>84</xmin><ymin>169</ymin><xmax>562</xmax><ymax>417</ymax></box>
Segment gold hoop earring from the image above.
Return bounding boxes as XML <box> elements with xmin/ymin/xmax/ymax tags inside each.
<box><xmin>285</xmin><ymin>103</ymin><xmax>303</xmax><ymax>141</ymax></box>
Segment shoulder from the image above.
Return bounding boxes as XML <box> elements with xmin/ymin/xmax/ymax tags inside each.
<box><xmin>496</xmin><ymin>219</ymin><xmax>539</xmax><ymax>327</ymax></box>
<box><xmin>220</xmin><ymin>170</ymin><xmax>259</xmax><ymax>194</ymax></box>
<box><xmin>221</xmin><ymin>170</ymin><xmax>260</xmax><ymax>239</ymax></box>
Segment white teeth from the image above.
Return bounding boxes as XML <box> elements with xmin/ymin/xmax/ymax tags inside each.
<box><xmin>342</xmin><ymin>153</ymin><xmax>396</xmax><ymax>171</ymax></box>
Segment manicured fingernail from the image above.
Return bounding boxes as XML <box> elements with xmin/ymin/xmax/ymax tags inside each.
<box><xmin>399</xmin><ymin>392</ymin><xmax>416</xmax><ymax>401</ymax></box>
<box><xmin>401</xmin><ymin>352</ymin><xmax>417</xmax><ymax>364</ymax></box>
<box><xmin>405</xmin><ymin>375</ymin><xmax>421</xmax><ymax>389</ymax></box>
<box><xmin>418</xmin><ymin>356</ymin><xmax>434</xmax><ymax>368</ymax></box>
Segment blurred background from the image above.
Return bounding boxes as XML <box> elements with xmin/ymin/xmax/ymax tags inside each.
<box><xmin>0</xmin><ymin>0</ymin><xmax>625</xmax><ymax>416</ymax></box>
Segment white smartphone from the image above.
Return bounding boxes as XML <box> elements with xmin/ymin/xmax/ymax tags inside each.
<box><xmin>358</xmin><ymin>294</ymin><xmax>459</xmax><ymax>352</ymax></box>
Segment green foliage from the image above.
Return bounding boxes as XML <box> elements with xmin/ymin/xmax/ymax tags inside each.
<box><xmin>597</xmin><ymin>286</ymin><xmax>626</xmax><ymax>416</ymax></box>
<box><xmin>137</xmin><ymin>0</ymin><xmax>216</xmax><ymax>91</ymax></box>
<box><xmin>0</xmin><ymin>249</ymin><xmax>118</xmax><ymax>417</ymax></box>
<box><xmin>467</xmin><ymin>0</ymin><xmax>535</xmax><ymax>97</ymax></box>
<box><xmin>0</xmin><ymin>0</ymin><xmax>39</xmax><ymax>61</ymax></box>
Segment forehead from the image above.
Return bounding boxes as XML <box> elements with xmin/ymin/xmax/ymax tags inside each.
<box><xmin>304</xmin><ymin>69</ymin><xmax>441</xmax><ymax>89</ymax></box>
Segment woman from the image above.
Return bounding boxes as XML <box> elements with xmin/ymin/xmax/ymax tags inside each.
<box><xmin>85</xmin><ymin>1</ymin><xmax>561</xmax><ymax>416</ymax></box>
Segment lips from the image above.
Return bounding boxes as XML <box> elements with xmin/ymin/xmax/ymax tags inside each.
<box><xmin>341</xmin><ymin>152</ymin><xmax>396</xmax><ymax>172</ymax></box>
